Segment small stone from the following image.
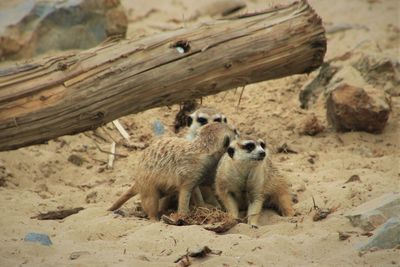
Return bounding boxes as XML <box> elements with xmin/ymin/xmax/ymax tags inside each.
<box><xmin>357</xmin><ymin>217</ymin><xmax>400</xmax><ymax>251</ymax></box>
<box><xmin>338</xmin><ymin>231</ymin><xmax>351</xmax><ymax>241</ymax></box>
<box><xmin>326</xmin><ymin>83</ymin><xmax>391</xmax><ymax>133</ymax></box>
<box><xmin>85</xmin><ymin>191</ymin><xmax>98</xmax><ymax>204</ymax></box>
<box><xmin>345</xmin><ymin>175</ymin><xmax>361</xmax><ymax>183</ymax></box>
<box><xmin>68</xmin><ymin>154</ymin><xmax>85</xmax><ymax>166</ymax></box>
<box><xmin>298</xmin><ymin>113</ymin><xmax>325</xmax><ymax>136</ymax></box>
<box><xmin>69</xmin><ymin>251</ymin><xmax>90</xmax><ymax>260</ymax></box>
<box><xmin>346</xmin><ymin>192</ymin><xmax>400</xmax><ymax>231</ymax></box>
<box><xmin>24</xmin><ymin>232</ymin><xmax>52</xmax><ymax>246</ymax></box>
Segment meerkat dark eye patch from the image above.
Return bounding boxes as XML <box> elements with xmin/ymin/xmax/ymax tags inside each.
<box><xmin>227</xmin><ymin>147</ymin><xmax>235</xmax><ymax>158</ymax></box>
<box><xmin>243</xmin><ymin>142</ymin><xmax>256</xmax><ymax>152</ymax></box>
<box><xmin>187</xmin><ymin>116</ymin><xmax>193</xmax><ymax>126</ymax></box>
<box><xmin>223</xmin><ymin>118</ymin><xmax>227</xmax><ymax>123</ymax></box>
<box><xmin>197</xmin><ymin>117</ymin><xmax>208</xmax><ymax>125</ymax></box>
<box><xmin>223</xmin><ymin>136</ymin><xmax>230</xmax><ymax>148</ymax></box>
<box><xmin>214</xmin><ymin>117</ymin><xmax>222</xmax><ymax>122</ymax></box>
<box><xmin>260</xmin><ymin>142</ymin><xmax>266</xmax><ymax>149</ymax></box>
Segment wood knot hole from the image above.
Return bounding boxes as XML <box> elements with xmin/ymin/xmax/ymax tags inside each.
<box><xmin>172</xmin><ymin>40</ymin><xmax>191</xmax><ymax>53</ymax></box>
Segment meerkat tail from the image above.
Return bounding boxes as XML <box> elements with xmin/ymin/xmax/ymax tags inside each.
<box><xmin>108</xmin><ymin>182</ymin><xmax>138</xmax><ymax>211</ymax></box>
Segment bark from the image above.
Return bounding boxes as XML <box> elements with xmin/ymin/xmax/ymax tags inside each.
<box><xmin>0</xmin><ymin>0</ymin><xmax>326</xmax><ymax>151</ymax></box>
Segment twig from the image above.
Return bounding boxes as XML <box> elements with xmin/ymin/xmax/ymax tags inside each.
<box><xmin>112</xmin><ymin>120</ymin><xmax>130</xmax><ymax>141</ymax></box>
<box><xmin>108</xmin><ymin>142</ymin><xmax>116</xmax><ymax>169</ymax></box>
<box><xmin>93</xmin><ymin>142</ymin><xmax>128</xmax><ymax>157</ymax></box>
<box><xmin>32</xmin><ymin>207</ymin><xmax>84</xmax><ymax>220</ymax></box>
<box><xmin>236</xmin><ymin>85</ymin><xmax>246</xmax><ymax>110</ymax></box>
<box><xmin>312</xmin><ymin>196</ymin><xmax>318</xmax><ymax>210</ymax></box>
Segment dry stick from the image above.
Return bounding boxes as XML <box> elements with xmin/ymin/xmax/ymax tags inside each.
<box><xmin>93</xmin><ymin>142</ymin><xmax>127</xmax><ymax>157</ymax></box>
<box><xmin>32</xmin><ymin>207</ymin><xmax>84</xmax><ymax>220</ymax></box>
<box><xmin>236</xmin><ymin>85</ymin><xmax>246</xmax><ymax>110</ymax></box>
<box><xmin>112</xmin><ymin>119</ymin><xmax>130</xmax><ymax>141</ymax></box>
<box><xmin>311</xmin><ymin>195</ymin><xmax>319</xmax><ymax>210</ymax></box>
<box><xmin>108</xmin><ymin>141</ymin><xmax>116</xmax><ymax>169</ymax></box>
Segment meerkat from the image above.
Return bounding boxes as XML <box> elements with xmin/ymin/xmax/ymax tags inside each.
<box><xmin>184</xmin><ymin>107</ymin><xmax>231</xmax><ymax>208</ymax></box>
<box><xmin>215</xmin><ymin>136</ymin><xmax>294</xmax><ymax>227</ymax></box>
<box><xmin>108</xmin><ymin>122</ymin><xmax>237</xmax><ymax>220</ymax></box>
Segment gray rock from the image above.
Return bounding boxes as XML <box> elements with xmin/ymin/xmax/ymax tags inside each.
<box><xmin>24</xmin><ymin>232</ymin><xmax>52</xmax><ymax>246</ymax></box>
<box><xmin>357</xmin><ymin>217</ymin><xmax>400</xmax><ymax>251</ymax></box>
<box><xmin>346</xmin><ymin>192</ymin><xmax>400</xmax><ymax>231</ymax></box>
<box><xmin>0</xmin><ymin>0</ymin><xmax>127</xmax><ymax>60</ymax></box>
<box><xmin>353</xmin><ymin>53</ymin><xmax>400</xmax><ymax>97</ymax></box>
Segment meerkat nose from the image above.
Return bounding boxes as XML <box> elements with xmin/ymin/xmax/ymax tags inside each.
<box><xmin>258</xmin><ymin>151</ymin><xmax>266</xmax><ymax>158</ymax></box>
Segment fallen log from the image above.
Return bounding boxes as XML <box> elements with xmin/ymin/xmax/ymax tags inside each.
<box><xmin>0</xmin><ymin>0</ymin><xmax>326</xmax><ymax>151</ymax></box>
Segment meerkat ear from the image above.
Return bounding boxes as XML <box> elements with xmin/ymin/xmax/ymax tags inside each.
<box><xmin>223</xmin><ymin>136</ymin><xmax>230</xmax><ymax>148</ymax></box>
<box><xmin>187</xmin><ymin>116</ymin><xmax>193</xmax><ymax>126</ymax></box>
<box><xmin>227</xmin><ymin>147</ymin><xmax>235</xmax><ymax>158</ymax></box>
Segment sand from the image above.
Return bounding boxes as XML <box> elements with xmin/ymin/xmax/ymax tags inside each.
<box><xmin>0</xmin><ymin>0</ymin><xmax>399</xmax><ymax>266</ymax></box>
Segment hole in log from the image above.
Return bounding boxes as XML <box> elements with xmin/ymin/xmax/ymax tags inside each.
<box><xmin>94</xmin><ymin>111</ymin><xmax>105</xmax><ymax>120</ymax></box>
<box><xmin>172</xmin><ymin>40</ymin><xmax>191</xmax><ymax>53</ymax></box>
<box><xmin>224</xmin><ymin>62</ymin><xmax>232</xmax><ymax>69</ymax></box>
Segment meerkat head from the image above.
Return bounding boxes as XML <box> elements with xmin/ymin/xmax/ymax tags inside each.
<box><xmin>195</xmin><ymin>122</ymin><xmax>237</xmax><ymax>155</ymax></box>
<box><xmin>186</xmin><ymin>107</ymin><xmax>228</xmax><ymax>140</ymax></box>
<box><xmin>227</xmin><ymin>136</ymin><xmax>268</xmax><ymax>162</ymax></box>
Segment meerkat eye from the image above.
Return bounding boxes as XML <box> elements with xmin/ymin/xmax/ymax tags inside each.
<box><xmin>187</xmin><ymin>116</ymin><xmax>193</xmax><ymax>126</ymax></box>
<box><xmin>244</xmin><ymin>143</ymin><xmax>255</xmax><ymax>152</ymax></box>
<box><xmin>223</xmin><ymin>118</ymin><xmax>228</xmax><ymax>123</ymax></box>
<box><xmin>197</xmin><ymin>117</ymin><xmax>208</xmax><ymax>125</ymax></box>
<box><xmin>260</xmin><ymin>142</ymin><xmax>266</xmax><ymax>149</ymax></box>
<box><xmin>214</xmin><ymin>117</ymin><xmax>222</xmax><ymax>122</ymax></box>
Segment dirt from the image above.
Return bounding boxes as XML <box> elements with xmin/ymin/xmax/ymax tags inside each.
<box><xmin>0</xmin><ymin>0</ymin><xmax>399</xmax><ymax>266</ymax></box>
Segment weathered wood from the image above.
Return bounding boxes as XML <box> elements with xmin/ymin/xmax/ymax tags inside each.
<box><xmin>0</xmin><ymin>0</ymin><xmax>326</xmax><ymax>151</ymax></box>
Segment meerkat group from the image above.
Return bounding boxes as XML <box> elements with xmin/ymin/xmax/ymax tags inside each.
<box><xmin>109</xmin><ymin>106</ymin><xmax>294</xmax><ymax>227</ymax></box>
<box><xmin>108</xmin><ymin>122</ymin><xmax>236</xmax><ymax>220</ymax></box>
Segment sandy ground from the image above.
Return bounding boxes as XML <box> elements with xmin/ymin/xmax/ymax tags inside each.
<box><xmin>0</xmin><ymin>0</ymin><xmax>399</xmax><ymax>266</ymax></box>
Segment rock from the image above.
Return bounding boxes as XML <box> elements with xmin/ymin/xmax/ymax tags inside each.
<box><xmin>346</xmin><ymin>192</ymin><xmax>400</xmax><ymax>231</ymax></box>
<box><xmin>24</xmin><ymin>232</ymin><xmax>52</xmax><ymax>246</ymax></box>
<box><xmin>69</xmin><ymin>251</ymin><xmax>90</xmax><ymax>260</ymax></box>
<box><xmin>353</xmin><ymin>53</ymin><xmax>400</xmax><ymax>97</ymax></box>
<box><xmin>0</xmin><ymin>0</ymin><xmax>127</xmax><ymax>60</ymax></box>
<box><xmin>68</xmin><ymin>154</ymin><xmax>85</xmax><ymax>166</ymax></box>
<box><xmin>85</xmin><ymin>191</ymin><xmax>98</xmax><ymax>203</ymax></box>
<box><xmin>299</xmin><ymin>62</ymin><xmax>339</xmax><ymax>109</ymax></box>
<box><xmin>357</xmin><ymin>217</ymin><xmax>400</xmax><ymax>251</ymax></box>
<box><xmin>345</xmin><ymin>174</ymin><xmax>361</xmax><ymax>183</ymax></box>
<box><xmin>326</xmin><ymin>83</ymin><xmax>391</xmax><ymax>133</ymax></box>
<box><xmin>298</xmin><ymin>113</ymin><xmax>325</xmax><ymax>136</ymax></box>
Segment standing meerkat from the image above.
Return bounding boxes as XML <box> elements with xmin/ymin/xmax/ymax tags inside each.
<box><xmin>185</xmin><ymin>107</ymin><xmax>230</xmax><ymax>207</ymax></box>
<box><xmin>108</xmin><ymin>122</ymin><xmax>237</xmax><ymax>220</ymax></box>
<box><xmin>215</xmin><ymin>136</ymin><xmax>294</xmax><ymax>227</ymax></box>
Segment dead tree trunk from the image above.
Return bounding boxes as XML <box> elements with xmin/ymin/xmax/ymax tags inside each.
<box><xmin>0</xmin><ymin>0</ymin><xmax>326</xmax><ymax>151</ymax></box>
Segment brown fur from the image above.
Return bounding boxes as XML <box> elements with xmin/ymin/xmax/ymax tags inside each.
<box><xmin>108</xmin><ymin>123</ymin><xmax>236</xmax><ymax>220</ymax></box>
<box><xmin>215</xmin><ymin>136</ymin><xmax>294</xmax><ymax>227</ymax></box>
